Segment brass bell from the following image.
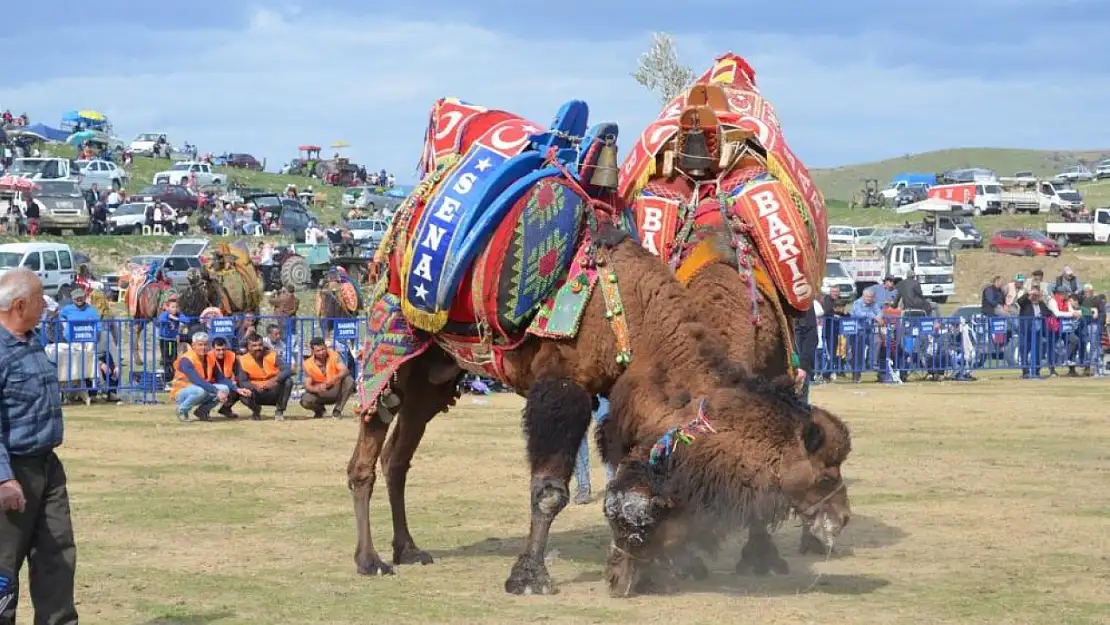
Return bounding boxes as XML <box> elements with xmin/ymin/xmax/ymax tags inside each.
<box><xmin>589</xmin><ymin>140</ymin><xmax>620</xmax><ymax>189</ymax></box>
<box><xmin>679</xmin><ymin>128</ymin><xmax>712</xmax><ymax>176</ymax></box>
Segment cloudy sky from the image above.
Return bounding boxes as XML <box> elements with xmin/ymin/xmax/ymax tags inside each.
<box><xmin>2</xmin><ymin>0</ymin><xmax>1108</xmax><ymax>181</ymax></box>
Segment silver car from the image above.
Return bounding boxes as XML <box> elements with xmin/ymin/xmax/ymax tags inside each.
<box><xmin>76</xmin><ymin>159</ymin><xmax>130</xmax><ymax>190</ymax></box>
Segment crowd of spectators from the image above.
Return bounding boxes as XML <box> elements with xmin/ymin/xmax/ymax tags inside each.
<box><xmin>809</xmin><ymin>267</ymin><xmax>1108</xmax><ymax>383</ymax></box>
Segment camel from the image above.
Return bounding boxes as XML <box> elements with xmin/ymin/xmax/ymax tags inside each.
<box><xmin>315</xmin><ymin>269</ymin><xmax>361</xmax><ymax>336</ymax></box>
<box><xmin>344</xmin><ymin>97</ymin><xmax>844</xmax><ymax>595</ymax></box>
<box><xmin>600</xmin><ymin>375</ymin><xmax>852</xmax><ymax>596</ymax></box>
<box><xmin>204</xmin><ymin>242</ymin><xmax>263</xmax><ymax>316</ymax></box>
<box><xmin>118</xmin><ymin>260</ymin><xmax>176</xmax><ymax>364</ymax></box>
<box><xmin>620</xmin><ymin>52</ymin><xmax>832</xmax><ymax>575</ymax></box>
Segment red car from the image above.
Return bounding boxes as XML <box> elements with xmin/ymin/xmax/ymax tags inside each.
<box><xmin>988</xmin><ymin>229</ymin><xmax>1062</xmax><ymax>257</ymax></box>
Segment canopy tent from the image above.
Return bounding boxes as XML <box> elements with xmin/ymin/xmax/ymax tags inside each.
<box><xmin>60</xmin><ymin>109</ymin><xmax>111</xmax><ymax>131</ymax></box>
<box><xmin>385</xmin><ymin>185</ymin><xmax>412</xmax><ymax>198</ymax></box>
<box><xmin>17</xmin><ymin>124</ymin><xmax>69</xmax><ymax>142</ymax></box>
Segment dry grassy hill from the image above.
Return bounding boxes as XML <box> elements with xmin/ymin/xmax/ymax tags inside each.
<box><xmin>812</xmin><ymin>148</ymin><xmax>1110</xmax><ymax>203</ymax></box>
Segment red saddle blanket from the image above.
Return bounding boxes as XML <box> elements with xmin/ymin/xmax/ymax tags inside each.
<box><xmin>620</xmin><ymin>52</ymin><xmax>827</xmax><ymax>311</ymax></box>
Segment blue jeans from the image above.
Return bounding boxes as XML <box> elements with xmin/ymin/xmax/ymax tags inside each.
<box><xmin>175</xmin><ymin>384</ymin><xmax>229</xmax><ymax>415</ymax></box>
<box><xmin>573</xmin><ymin>397</ymin><xmax>614</xmax><ymax>493</ymax></box>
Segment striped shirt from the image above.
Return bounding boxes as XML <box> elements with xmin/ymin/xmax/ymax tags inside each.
<box><xmin>0</xmin><ymin>324</ymin><xmax>65</xmax><ymax>482</ymax></box>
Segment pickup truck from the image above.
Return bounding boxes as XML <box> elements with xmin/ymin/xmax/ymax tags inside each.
<box><xmin>998</xmin><ymin>178</ymin><xmax>1083</xmax><ymax>215</ymax></box>
<box><xmin>152</xmin><ymin>161</ymin><xmax>225</xmax><ymax>187</ymax></box>
<box><xmin>1045</xmin><ymin>208</ymin><xmax>1110</xmax><ymax>246</ymax></box>
<box><xmin>830</xmin><ymin>240</ymin><xmax>956</xmax><ymax>303</ymax></box>
<box><xmin>7</xmin><ymin>157</ymin><xmax>81</xmax><ymax>183</ymax></box>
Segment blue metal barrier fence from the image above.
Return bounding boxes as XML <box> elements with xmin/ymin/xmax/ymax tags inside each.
<box><xmin>38</xmin><ymin>315</ymin><xmax>373</xmax><ymax>404</ymax></box>
<box><xmin>813</xmin><ymin>314</ymin><xmax>1107</xmax><ymax>381</ymax></box>
<box><xmin>36</xmin><ymin>312</ymin><xmax>1110</xmax><ymax>403</ymax></box>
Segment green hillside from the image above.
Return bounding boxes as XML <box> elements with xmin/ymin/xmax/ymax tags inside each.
<box><xmin>811</xmin><ymin>148</ymin><xmax>1110</xmax><ymax>203</ymax></box>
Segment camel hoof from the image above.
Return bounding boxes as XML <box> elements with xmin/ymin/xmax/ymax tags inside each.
<box><xmin>735</xmin><ymin>535</ymin><xmax>790</xmax><ymax>576</ymax></box>
<box><xmin>356</xmin><ymin>555</ymin><xmax>395</xmax><ymax>577</ymax></box>
<box><xmin>393</xmin><ymin>546</ymin><xmax>434</xmax><ymax>566</ymax></box>
<box><xmin>504</xmin><ymin>555</ymin><xmax>556</xmax><ymax>595</ymax></box>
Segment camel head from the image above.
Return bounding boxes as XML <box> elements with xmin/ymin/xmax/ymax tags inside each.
<box><xmin>777</xmin><ymin>406</ymin><xmax>853</xmax><ymax>548</ymax></box>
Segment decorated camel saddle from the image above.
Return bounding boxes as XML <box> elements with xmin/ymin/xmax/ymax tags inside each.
<box><xmin>620</xmin><ymin>52</ymin><xmax>827</xmax><ymax>312</ymax></box>
<box><xmin>361</xmin><ymin>96</ymin><xmax>624</xmax><ymax>405</ymax></box>
<box><xmin>119</xmin><ymin>258</ymin><xmax>173</xmax><ymax>319</ymax></box>
<box><xmin>205</xmin><ymin>240</ymin><xmax>263</xmax><ymax>314</ymax></box>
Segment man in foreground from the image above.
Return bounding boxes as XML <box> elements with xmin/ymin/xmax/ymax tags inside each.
<box><xmin>169</xmin><ymin>332</ymin><xmax>236</xmax><ymax>421</ymax></box>
<box><xmin>300</xmin><ymin>337</ymin><xmax>355</xmax><ymax>418</ymax></box>
<box><xmin>208</xmin><ymin>337</ymin><xmax>247</xmax><ymax>418</ymax></box>
<box><xmin>238</xmin><ymin>333</ymin><xmax>294</xmax><ymax>421</ymax></box>
<box><xmin>0</xmin><ymin>268</ymin><xmax>80</xmax><ymax>624</ymax></box>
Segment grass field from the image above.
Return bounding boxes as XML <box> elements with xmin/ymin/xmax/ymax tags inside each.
<box><xmin>22</xmin><ymin>378</ymin><xmax>1110</xmax><ymax>624</ymax></box>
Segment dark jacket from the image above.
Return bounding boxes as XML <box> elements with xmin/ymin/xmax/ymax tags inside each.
<box><xmin>1016</xmin><ymin>293</ymin><xmax>1051</xmax><ymax>319</ymax></box>
<box><xmin>795</xmin><ymin>305</ymin><xmax>819</xmax><ymax>375</ymax></box>
<box><xmin>894</xmin><ymin>277</ymin><xmax>930</xmax><ymax>311</ymax></box>
<box><xmin>981</xmin><ymin>285</ymin><xmax>1005</xmax><ymax>316</ymax></box>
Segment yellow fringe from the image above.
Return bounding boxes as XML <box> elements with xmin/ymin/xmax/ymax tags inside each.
<box><xmin>752</xmin><ymin>261</ymin><xmax>796</xmax><ymax>379</ymax></box>
<box><xmin>676</xmin><ymin>238</ymin><xmax>724</xmax><ymax>286</ymax></box>
<box><xmin>622</xmin><ymin>155</ymin><xmax>657</xmax><ymax>202</ymax></box>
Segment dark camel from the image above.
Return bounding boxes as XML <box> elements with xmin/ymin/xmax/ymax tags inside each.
<box><xmin>346</xmin><ymin>227</ymin><xmax>816</xmax><ymax>595</ymax></box>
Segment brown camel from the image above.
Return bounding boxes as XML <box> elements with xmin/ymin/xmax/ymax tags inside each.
<box><xmin>348</xmin><ymin>225</ymin><xmax>840</xmax><ymax>595</ymax></box>
<box><xmin>600</xmin><ymin>377</ymin><xmax>852</xmax><ymax>596</ymax></box>
<box><xmin>621</xmin><ymin>52</ymin><xmax>831</xmax><ymax>575</ymax></box>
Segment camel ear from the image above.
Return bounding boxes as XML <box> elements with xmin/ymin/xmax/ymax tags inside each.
<box><xmin>801</xmin><ymin>420</ymin><xmax>825</xmax><ymax>454</ymax></box>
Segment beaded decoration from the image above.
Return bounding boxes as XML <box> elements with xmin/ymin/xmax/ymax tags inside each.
<box><xmin>648</xmin><ymin>398</ymin><xmax>717</xmax><ymax>468</ymax></box>
<box><xmin>593</xmin><ymin>246</ymin><xmax>632</xmax><ymax>366</ymax></box>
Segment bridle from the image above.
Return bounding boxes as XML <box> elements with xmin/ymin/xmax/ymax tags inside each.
<box><xmin>801</xmin><ymin>479</ymin><xmax>846</xmax><ymax>518</ymax></box>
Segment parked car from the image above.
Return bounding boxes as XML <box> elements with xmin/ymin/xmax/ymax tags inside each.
<box><xmin>129</xmin><ymin>132</ymin><xmax>169</xmax><ymax>157</ymax></box>
<box><xmin>75</xmin><ymin>159</ymin><xmax>129</xmax><ymax>190</ymax></box>
<box><xmin>1054</xmin><ymin>164</ymin><xmax>1095</xmax><ymax>183</ymax></box>
<box><xmin>1095</xmin><ymin>159</ymin><xmax>1110</xmax><ymax>180</ymax></box>
<box><xmin>342</xmin><ymin>186</ymin><xmax>402</xmax><ymax>213</ymax></box>
<box><xmin>0</xmin><ymin>242</ymin><xmax>76</xmax><ymax>297</ymax></box>
<box><xmin>344</xmin><ymin>218</ymin><xmax>390</xmax><ymax>247</ymax></box>
<box><xmin>152</xmin><ymin>161</ymin><xmax>224</xmax><ymax>187</ymax></box>
<box><xmin>225</xmin><ymin>153</ymin><xmax>263</xmax><ymax>171</ymax></box>
<box><xmin>988</xmin><ymin>229</ymin><xmax>1062</xmax><ymax>257</ymax></box>
<box><xmin>244</xmin><ymin>193</ymin><xmax>315</xmax><ymax>241</ymax></box>
<box><xmin>827</xmin><ymin>225</ymin><xmax>869</xmax><ymax>246</ymax></box>
<box><xmin>894</xmin><ymin>183</ymin><xmax>929</xmax><ymax>207</ymax></box>
<box><xmin>107</xmin><ymin>202</ymin><xmax>151</xmax><ymax>234</ymax></box>
<box><xmin>134</xmin><ymin>184</ymin><xmax>207</xmax><ymax>214</ymax></box>
<box><xmin>34</xmin><ymin>180</ymin><xmax>90</xmax><ymax>234</ymax></box>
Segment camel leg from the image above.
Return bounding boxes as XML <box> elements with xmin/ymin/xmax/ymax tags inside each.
<box><xmin>504</xmin><ymin>377</ymin><xmax>592</xmax><ymax>595</ymax></box>
<box><xmin>735</xmin><ymin>520</ymin><xmax>789</xmax><ymax>575</ymax></box>
<box><xmin>347</xmin><ymin>398</ymin><xmax>394</xmax><ymax>576</ymax></box>
<box><xmin>383</xmin><ymin>374</ymin><xmax>459</xmax><ymax>566</ymax></box>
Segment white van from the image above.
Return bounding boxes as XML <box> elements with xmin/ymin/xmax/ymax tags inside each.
<box><xmin>0</xmin><ymin>242</ymin><xmax>77</xmax><ymax>297</ymax></box>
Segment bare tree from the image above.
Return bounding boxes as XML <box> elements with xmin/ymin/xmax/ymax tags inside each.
<box><xmin>632</xmin><ymin>32</ymin><xmax>696</xmax><ymax>105</ymax></box>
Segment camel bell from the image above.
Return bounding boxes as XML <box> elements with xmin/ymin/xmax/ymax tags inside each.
<box><xmin>589</xmin><ymin>142</ymin><xmax>620</xmax><ymax>189</ymax></box>
<box><xmin>679</xmin><ymin>128</ymin><xmax>712</xmax><ymax>176</ymax></box>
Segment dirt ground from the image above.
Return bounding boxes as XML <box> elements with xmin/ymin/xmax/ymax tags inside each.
<box><xmin>15</xmin><ymin>378</ymin><xmax>1110</xmax><ymax>624</ymax></box>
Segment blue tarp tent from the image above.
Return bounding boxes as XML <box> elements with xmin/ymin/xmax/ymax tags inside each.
<box><xmin>25</xmin><ymin>123</ymin><xmax>69</xmax><ymax>142</ymax></box>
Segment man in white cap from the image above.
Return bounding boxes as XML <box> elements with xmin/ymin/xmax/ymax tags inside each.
<box><xmin>1055</xmin><ymin>267</ymin><xmax>1080</xmax><ymax>296</ymax></box>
